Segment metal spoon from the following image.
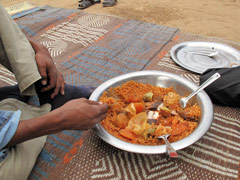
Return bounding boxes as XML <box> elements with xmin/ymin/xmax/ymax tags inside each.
<box><xmin>158</xmin><ymin>134</ymin><xmax>178</xmax><ymax>158</ymax></box>
<box><xmin>185</xmin><ymin>51</ymin><xmax>219</xmax><ymax>58</ymax></box>
<box><xmin>179</xmin><ymin>72</ymin><xmax>221</xmax><ymax>109</ymax></box>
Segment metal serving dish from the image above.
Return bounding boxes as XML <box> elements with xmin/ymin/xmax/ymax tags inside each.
<box><xmin>90</xmin><ymin>70</ymin><xmax>213</xmax><ymax>154</ymax></box>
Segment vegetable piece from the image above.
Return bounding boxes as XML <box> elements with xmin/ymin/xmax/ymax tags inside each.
<box><xmin>143</xmin><ymin>92</ymin><xmax>154</xmax><ymax>102</ymax></box>
<box><xmin>116</xmin><ymin>113</ymin><xmax>129</xmax><ymax>128</ymax></box>
<box><xmin>127</xmin><ymin>112</ymin><xmax>148</xmax><ymax>135</ymax></box>
<box><xmin>119</xmin><ymin>129</ymin><xmax>137</xmax><ymax>140</ymax></box>
<box><xmin>134</xmin><ymin>103</ymin><xmax>144</xmax><ymax>113</ymax></box>
<box><xmin>124</xmin><ymin>103</ymin><xmax>136</xmax><ymax>115</ymax></box>
<box><xmin>145</xmin><ymin>102</ymin><xmax>162</xmax><ymax>111</ymax></box>
<box><xmin>171</xmin><ymin>122</ymin><xmax>187</xmax><ymax>135</ymax></box>
<box><xmin>160</xmin><ymin>106</ymin><xmax>171</xmax><ymax>117</ymax></box>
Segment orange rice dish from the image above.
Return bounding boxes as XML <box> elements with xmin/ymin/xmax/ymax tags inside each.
<box><xmin>99</xmin><ymin>80</ymin><xmax>200</xmax><ymax>145</ymax></box>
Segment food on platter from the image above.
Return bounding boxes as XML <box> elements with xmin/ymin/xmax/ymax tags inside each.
<box><xmin>99</xmin><ymin>80</ymin><xmax>200</xmax><ymax>145</ymax></box>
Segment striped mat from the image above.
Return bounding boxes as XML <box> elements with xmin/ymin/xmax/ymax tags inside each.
<box><xmin>1</xmin><ymin>5</ymin><xmax>239</xmax><ymax>180</ymax></box>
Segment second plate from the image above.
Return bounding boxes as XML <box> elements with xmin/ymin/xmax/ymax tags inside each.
<box><xmin>170</xmin><ymin>41</ymin><xmax>240</xmax><ymax>74</ymax></box>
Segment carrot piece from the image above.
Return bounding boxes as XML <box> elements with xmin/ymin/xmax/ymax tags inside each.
<box><xmin>171</xmin><ymin>122</ymin><xmax>187</xmax><ymax>135</ymax></box>
<box><xmin>134</xmin><ymin>103</ymin><xmax>144</xmax><ymax>113</ymax></box>
<box><xmin>119</xmin><ymin>129</ymin><xmax>137</xmax><ymax>140</ymax></box>
<box><xmin>116</xmin><ymin>113</ymin><xmax>129</xmax><ymax>129</ymax></box>
<box><xmin>162</xmin><ymin>116</ymin><xmax>174</xmax><ymax>126</ymax></box>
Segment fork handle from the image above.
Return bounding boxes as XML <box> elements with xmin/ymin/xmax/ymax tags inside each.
<box><xmin>185</xmin><ymin>72</ymin><xmax>221</xmax><ymax>102</ymax></box>
<box><xmin>163</xmin><ymin>136</ymin><xmax>178</xmax><ymax>158</ymax></box>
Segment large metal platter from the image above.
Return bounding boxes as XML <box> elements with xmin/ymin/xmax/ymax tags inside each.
<box><xmin>90</xmin><ymin>71</ymin><xmax>213</xmax><ymax>154</ymax></box>
<box><xmin>170</xmin><ymin>41</ymin><xmax>240</xmax><ymax>74</ymax></box>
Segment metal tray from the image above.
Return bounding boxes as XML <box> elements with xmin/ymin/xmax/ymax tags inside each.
<box><xmin>170</xmin><ymin>41</ymin><xmax>240</xmax><ymax>74</ymax></box>
<box><xmin>90</xmin><ymin>71</ymin><xmax>213</xmax><ymax>154</ymax></box>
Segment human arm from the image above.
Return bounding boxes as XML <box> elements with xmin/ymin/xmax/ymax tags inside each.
<box><xmin>28</xmin><ymin>39</ymin><xmax>65</xmax><ymax>99</ymax></box>
<box><xmin>5</xmin><ymin>99</ymin><xmax>108</xmax><ymax>148</ymax></box>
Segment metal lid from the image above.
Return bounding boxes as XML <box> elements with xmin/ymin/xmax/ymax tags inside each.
<box><xmin>170</xmin><ymin>41</ymin><xmax>240</xmax><ymax>74</ymax></box>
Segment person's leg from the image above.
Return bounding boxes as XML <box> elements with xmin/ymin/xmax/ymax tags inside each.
<box><xmin>0</xmin><ymin>98</ymin><xmax>50</xmax><ymax>180</ymax></box>
<box><xmin>50</xmin><ymin>84</ymin><xmax>94</xmax><ymax>110</ymax></box>
<box><xmin>0</xmin><ymin>136</ymin><xmax>46</xmax><ymax>180</ymax></box>
<box><xmin>0</xmin><ymin>85</ymin><xmax>29</xmax><ymax>103</ymax></box>
<box><xmin>35</xmin><ymin>80</ymin><xmax>95</xmax><ymax>110</ymax></box>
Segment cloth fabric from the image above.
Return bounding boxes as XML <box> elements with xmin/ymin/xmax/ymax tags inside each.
<box><xmin>200</xmin><ymin>66</ymin><xmax>240</xmax><ymax>107</ymax></box>
<box><xmin>0</xmin><ymin>110</ymin><xmax>21</xmax><ymax>150</ymax></box>
<box><xmin>0</xmin><ymin>99</ymin><xmax>50</xmax><ymax>180</ymax></box>
<box><xmin>0</xmin><ymin>4</ymin><xmax>41</xmax><ymax>96</ymax></box>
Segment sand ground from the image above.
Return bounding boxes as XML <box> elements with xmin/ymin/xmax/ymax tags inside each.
<box><xmin>1</xmin><ymin>0</ymin><xmax>240</xmax><ymax>43</ymax></box>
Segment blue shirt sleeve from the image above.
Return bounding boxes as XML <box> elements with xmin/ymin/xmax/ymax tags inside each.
<box><xmin>0</xmin><ymin>110</ymin><xmax>21</xmax><ymax>161</ymax></box>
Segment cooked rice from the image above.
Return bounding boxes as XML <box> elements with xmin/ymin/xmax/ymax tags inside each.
<box><xmin>99</xmin><ymin>80</ymin><xmax>200</xmax><ymax>145</ymax></box>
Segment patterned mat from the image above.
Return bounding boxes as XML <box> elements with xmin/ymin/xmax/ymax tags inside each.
<box><xmin>144</xmin><ymin>32</ymin><xmax>240</xmax><ymax>180</ymax></box>
<box><xmin>0</xmin><ymin>5</ymin><xmax>239</xmax><ymax>180</ymax></box>
<box><xmin>5</xmin><ymin>1</ymin><xmax>37</xmax><ymax>17</ymax></box>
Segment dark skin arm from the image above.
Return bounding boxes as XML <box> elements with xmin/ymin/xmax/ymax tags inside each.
<box><xmin>28</xmin><ymin>39</ymin><xmax>65</xmax><ymax>99</ymax></box>
<box><xmin>6</xmin><ymin>99</ymin><xmax>108</xmax><ymax>148</ymax></box>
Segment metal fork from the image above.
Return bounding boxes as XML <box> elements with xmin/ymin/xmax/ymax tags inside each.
<box><xmin>158</xmin><ymin>134</ymin><xmax>178</xmax><ymax>158</ymax></box>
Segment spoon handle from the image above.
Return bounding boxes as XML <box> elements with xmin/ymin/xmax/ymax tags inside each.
<box><xmin>163</xmin><ymin>136</ymin><xmax>178</xmax><ymax>158</ymax></box>
<box><xmin>185</xmin><ymin>72</ymin><xmax>221</xmax><ymax>102</ymax></box>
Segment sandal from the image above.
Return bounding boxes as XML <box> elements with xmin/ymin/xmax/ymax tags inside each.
<box><xmin>78</xmin><ymin>0</ymin><xmax>94</xmax><ymax>9</ymax></box>
<box><xmin>103</xmin><ymin>0</ymin><xmax>117</xmax><ymax>7</ymax></box>
<box><xmin>93</xmin><ymin>0</ymin><xmax>101</xmax><ymax>3</ymax></box>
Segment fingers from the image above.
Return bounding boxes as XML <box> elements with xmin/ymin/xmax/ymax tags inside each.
<box><xmin>50</xmin><ymin>78</ymin><xmax>61</xmax><ymax>99</ymax></box>
<box><xmin>82</xmin><ymin>111</ymin><xmax>107</xmax><ymax>130</ymax></box>
<box><xmin>93</xmin><ymin>112</ymin><xmax>108</xmax><ymax>124</ymax></box>
<box><xmin>81</xmin><ymin>99</ymin><xmax>108</xmax><ymax>122</ymax></box>
<box><xmin>60</xmin><ymin>74</ymin><xmax>65</xmax><ymax>95</ymax></box>
<box><xmin>97</xmin><ymin>103</ymin><xmax>108</xmax><ymax>114</ymax></box>
<box><xmin>87</xmin><ymin>99</ymin><xmax>103</xmax><ymax>105</ymax></box>
<box><xmin>41</xmin><ymin>76</ymin><xmax>48</xmax><ymax>86</ymax></box>
<box><xmin>41</xmin><ymin>72</ymin><xmax>65</xmax><ymax>99</ymax></box>
<box><xmin>50</xmin><ymin>73</ymin><xmax>65</xmax><ymax>98</ymax></box>
<box><xmin>87</xmin><ymin>100</ymin><xmax>108</xmax><ymax>114</ymax></box>
<box><xmin>41</xmin><ymin>70</ymin><xmax>56</xmax><ymax>91</ymax></box>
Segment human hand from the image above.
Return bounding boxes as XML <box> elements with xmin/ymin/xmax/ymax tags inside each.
<box><xmin>29</xmin><ymin>39</ymin><xmax>65</xmax><ymax>99</ymax></box>
<box><xmin>55</xmin><ymin>98</ymin><xmax>108</xmax><ymax>130</ymax></box>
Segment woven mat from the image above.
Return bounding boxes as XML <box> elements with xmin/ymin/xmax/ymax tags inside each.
<box><xmin>144</xmin><ymin>32</ymin><xmax>240</xmax><ymax>180</ymax></box>
<box><xmin>0</xmin><ymin>5</ymin><xmax>239</xmax><ymax>180</ymax></box>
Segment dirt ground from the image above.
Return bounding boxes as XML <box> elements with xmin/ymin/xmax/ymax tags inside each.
<box><xmin>1</xmin><ymin>0</ymin><xmax>240</xmax><ymax>43</ymax></box>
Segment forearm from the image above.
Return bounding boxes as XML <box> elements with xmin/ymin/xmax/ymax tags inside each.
<box><xmin>5</xmin><ymin>98</ymin><xmax>108</xmax><ymax>148</ymax></box>
<box><xmin>5</xmin><ymin>110</ymin><xmax>63</xmax><ymax>148</ymax></box>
